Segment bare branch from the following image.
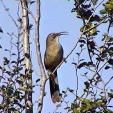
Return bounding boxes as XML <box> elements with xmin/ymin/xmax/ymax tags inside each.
<box><xmin>105</xmin><ymin>76</ymin><xmax>113</xmax><ymax>87</ymax></box>
<box><xmin>34</xmin><ymin>0</ymin><xmax>47</xmax><ymax>113</ymax></box>
<box><xmin>0</xmin><ymin>0</ymin><xmax>18</xmax><ymax>28</ymax></box>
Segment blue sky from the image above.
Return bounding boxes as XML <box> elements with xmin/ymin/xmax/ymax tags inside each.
<box><xmin>0</xmin><ymin>0</ymin><xmax>113</xmax><ymax>113</ymax></box>
<box><xmin>36</xmin><ymin>0</ymin><xmax>82</xmax><ymax>112</ymax></box>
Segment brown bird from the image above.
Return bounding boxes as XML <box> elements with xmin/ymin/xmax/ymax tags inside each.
<box><xmin>44</xmin><ymin>32</ymin><xmax>67</xmax><ymax>103</ymax></box>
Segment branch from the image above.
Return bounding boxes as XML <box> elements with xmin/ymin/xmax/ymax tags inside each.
<box><xmin>35</xmin><ymin>0</ymin><xmax>47</xmax><ymax>113</ymax></box>
<box><xmin>0</xmin><ymin>0</ymin><xmax>18</xmax><ymax>28</ymax></box>
<box><xmin>105</xmin><ymin>76</ymin><xmax>113</xmax><ymax>87</ymax></box>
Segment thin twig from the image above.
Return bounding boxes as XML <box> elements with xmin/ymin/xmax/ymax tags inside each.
<box><xmin>105</xmin><ymin>76</ymin><xmax>113</xmax><ymax>87</ymax></box>
<box><xmin>0</xmin><ymin>0</ymin><xmax>18</xmax><ymax>28</ymax></box>
<box><xmin>92</xmin><ymin>60</ymin><xmax>108</xmax><ymax>81</ymax></box>
<box><xmin>86</xmin><ymin>0</ymin><xmax>106</xmax><ymax>24</ymax></box>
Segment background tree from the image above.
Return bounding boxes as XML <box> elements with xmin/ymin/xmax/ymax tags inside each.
<box><xmin>0</xmin><ymin>0</ymin><xmax>113</xmax><ymax>113</ymax></box>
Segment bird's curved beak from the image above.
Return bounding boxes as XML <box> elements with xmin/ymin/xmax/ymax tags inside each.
<box><xmin>55</xmin><ymin>32</ymin><xmax>68</xmax><ymax>37</ymax></box>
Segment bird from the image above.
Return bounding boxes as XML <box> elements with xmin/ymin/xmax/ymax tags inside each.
<box><xmin>44</xmin><ymin>32</ymin><xmax>67</xmax><ymax>103</ymax></box>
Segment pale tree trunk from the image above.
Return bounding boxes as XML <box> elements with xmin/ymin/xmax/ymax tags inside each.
<box><xmin>20</xmin><ymin>0</ymin><xmax>33</xmax><ymax>113</ymax></box>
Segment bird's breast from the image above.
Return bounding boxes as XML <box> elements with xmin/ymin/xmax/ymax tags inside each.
<box><xmin>44</xmin><ymin>43</ymin><xmax>63</xmax><ymax>70</ymax></box>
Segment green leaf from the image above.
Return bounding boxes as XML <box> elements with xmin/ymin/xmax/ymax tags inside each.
<box><xmin>56</xmin><ymin>103</ymin><xmax>61</xmax><ymax>108</ymax></box>
<box><xmin>14</xmin><ymin>111</ymin><xmax>20</xmax><ymax>113</ymax></box>
<box><xmin>19</xmin><ymin>87</ymin><xmax>27</xmax><ymax>91</ymax></box>
<box><xmin>0</xmin><ymin>104</ymin><xmax>6</xmax><ymax>109</ymax></box>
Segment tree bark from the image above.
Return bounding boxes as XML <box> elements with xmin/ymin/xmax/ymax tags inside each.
<box><xmin>35</xmin><ymin>0</ymin><xmax>47</xmax><ymax>113</ymax></box>
<box><xmin>20</xmin><ymin>0</ymin><xmax>33</xmax><ymax>113</ymax></box>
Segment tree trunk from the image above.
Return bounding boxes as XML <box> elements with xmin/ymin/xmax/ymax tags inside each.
<box><xmin>20</xmin><ymin>0</ymin><xmax>33</xmax><ymax>113</ymax></box>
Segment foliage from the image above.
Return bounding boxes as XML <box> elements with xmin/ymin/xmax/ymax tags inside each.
<box><xmin>0</xmin><ymin>31</ymin><xmax>27</xmax><ymax>112</ymax></box>
<box><xmin>0</xmin><ymin>1</ymin><xmax>33</xmax><ymax>112</ymax></box>
<box><xmin>100</xmin><ymin>0</ymin><xmax>113</xmax><ymax>15</ymax></box>
<box><xmin>63</xmin><ymin>0</ymin><xmax>113</xmax><ymax>113</ymax></box>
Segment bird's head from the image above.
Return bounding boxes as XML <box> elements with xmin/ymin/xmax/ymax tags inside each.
<box><xmin>46</xmin><ymin>32</ymin><xmax>68</xmax><ymax>43</ymax></box>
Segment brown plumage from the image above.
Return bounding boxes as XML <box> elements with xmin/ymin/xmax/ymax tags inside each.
<box><xmin>44</xmin><ymin>32</ymin><xmax>66</xmax><ymax>103</ymax></box>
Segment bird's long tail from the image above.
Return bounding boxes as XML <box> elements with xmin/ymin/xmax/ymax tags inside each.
<box><xmin>49</xmin><ymin>71</ymin><xmax>61</xmax><ymax>103</ymax></box>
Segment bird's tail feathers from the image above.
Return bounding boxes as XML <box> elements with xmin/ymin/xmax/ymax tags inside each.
<box><xmin>49</xmin><ymin>71</ymin><xmax>61</xmax><ymax>103</ymax></box>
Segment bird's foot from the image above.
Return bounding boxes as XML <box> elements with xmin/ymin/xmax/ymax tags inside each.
<box><xmin>63</xmin><ymin>58</ymin><xmax>67</xmax><ymax>63</ymax></box>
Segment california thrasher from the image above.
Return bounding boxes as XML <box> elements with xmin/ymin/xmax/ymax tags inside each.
<box><xmin>44</xmin><ymin>32</ymin><xmax>66</xmax><ymax>103</ymax></box>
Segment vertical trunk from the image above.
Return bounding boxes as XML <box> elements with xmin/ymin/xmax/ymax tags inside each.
<box><xmin>20</xmin><ymin>0</ymin><xmax>33</xmax><ymax>113</ymax></box>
